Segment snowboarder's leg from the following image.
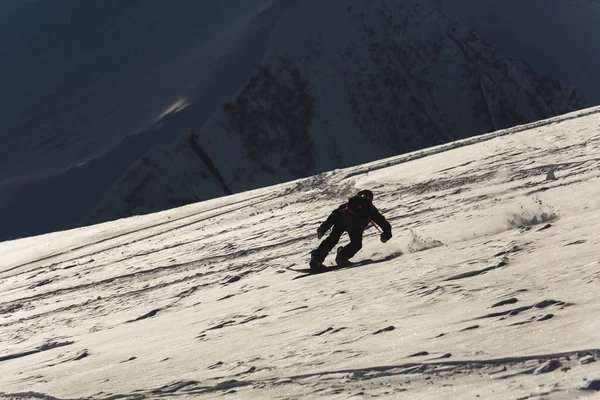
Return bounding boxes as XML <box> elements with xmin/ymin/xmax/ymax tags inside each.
<box><xmin>340</xmin><ymin>230</ymin><xmax>363</xmax><ymax>260</ymax></box>
<box><xmin>311</xmin><ymin>226</ymin><xmax>344</xmax><ymax>267</ymax></box>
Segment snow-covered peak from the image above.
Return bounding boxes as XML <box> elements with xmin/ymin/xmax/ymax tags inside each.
<box><xmin>88</xmin><ymin>0</ymin><xmax>584</xmax><ymax>224</ymax></box>
<box><xmin>430</xmin><ymin>0</ymin><xmax>600</xmax><ymax>104</ymax></box>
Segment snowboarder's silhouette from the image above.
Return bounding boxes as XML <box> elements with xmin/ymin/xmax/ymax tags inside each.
<box><xmin>310</xmin><ymin>190</ymin><xmax>392</xmax><ymax>270</ymax></box>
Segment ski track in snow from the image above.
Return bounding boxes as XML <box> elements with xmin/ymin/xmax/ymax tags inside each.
<box><xmin>1</xmin><ymin>107</ymin><xmax>600</xmax><ymax>398</ymax></box>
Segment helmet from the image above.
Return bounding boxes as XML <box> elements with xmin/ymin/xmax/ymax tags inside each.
<box><xmin>356</xmin><ymin>189</ymin><xmax>373</xmax><ymax>202</ymax></box>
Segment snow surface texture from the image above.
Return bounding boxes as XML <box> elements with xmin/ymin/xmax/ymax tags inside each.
<box><xmin>88</xmin><ymin>0</ymin><xmax>584</xmax><ymax>225</ymax></box>
<box><xmin>2</xmin><ymin>106</ymin><xmax>600</xmax><ymax>399</ymax></box>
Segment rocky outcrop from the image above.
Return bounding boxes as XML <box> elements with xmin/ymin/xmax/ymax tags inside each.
<box><xmin>222</xmin><ymin>61</ymin><xmax>317</xmax><ymax>177</ymax></box>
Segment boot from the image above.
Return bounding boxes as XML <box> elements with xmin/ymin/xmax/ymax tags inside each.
<box><xmin>335</xmin><ymin>247</ymin><xmax>350</xmax><ymax>266</ymax></box>
<box><xmin>310</xmin><ymin>251</ymin><xmax>325</xmax><ymax>270</ymax></box>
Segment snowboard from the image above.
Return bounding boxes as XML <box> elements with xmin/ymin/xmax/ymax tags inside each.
<box><xmin>288</xmin><ymin>252</ymin><xmax>401</xmax><ymax>279</ymax></box>
<box><xmin>287</xmin><ymin>261</ymin><xmax>358</xmax><ymax>279</ymax></box>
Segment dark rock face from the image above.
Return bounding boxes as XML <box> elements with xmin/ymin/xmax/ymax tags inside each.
<box><xmin>223</xmin><ymin>60</ymin><xmax>316</xmax><ymax>177</ymax></box>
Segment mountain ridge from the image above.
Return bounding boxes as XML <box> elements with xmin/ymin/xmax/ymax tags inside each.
<box><xmin>88</xmin><ymin>0</ymin><xmax>585</xmax><ymax>224</ymax></box>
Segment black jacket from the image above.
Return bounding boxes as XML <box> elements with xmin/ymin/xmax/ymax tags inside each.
<box><xmin>320</xmin><ymin>196</ymin><xmax>392</xmax><ymax>237</ymax></box>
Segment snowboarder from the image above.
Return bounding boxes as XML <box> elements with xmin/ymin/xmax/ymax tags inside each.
<box><xmin>310</xmin><ymin>189</ymin><xmax>392</xmax><ymax>270</ymax></box>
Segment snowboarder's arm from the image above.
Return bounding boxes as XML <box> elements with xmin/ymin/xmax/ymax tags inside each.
<box><xmin>318</xmin><ymin>204</ymin><xmax>346</xmax><ymax>234</ymax></box>
<box><xmin>370</xmin><ymin>209</ymin><xmax>392</xmax><ymax>237</ymax></box>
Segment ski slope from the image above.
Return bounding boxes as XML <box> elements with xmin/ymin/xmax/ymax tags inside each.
<box><xmin>2</xmin><ymin>106</ymin><xmax>600</xmax><ymax>399</ymax></box>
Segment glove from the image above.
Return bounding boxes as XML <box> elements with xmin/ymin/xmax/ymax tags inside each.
<box><xmin>380</xmin><ymin>232</ymin><xmax>392</xmax><ymax>243</ymax></box>
<box><xmin>317</xmin><ymin>227</ymin><xmax>326</xmax><ymax>239</ymax></box>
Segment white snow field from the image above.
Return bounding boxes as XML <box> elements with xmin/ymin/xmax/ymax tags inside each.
<box><xmin>2</xmin><ymin>106</ymin><xmax>600</xmax><ymax>399</ymax></box>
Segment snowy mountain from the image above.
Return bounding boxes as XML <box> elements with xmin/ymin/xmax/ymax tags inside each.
<box><xmin>430</xmin><ymin>0</ymin><xmax>600</xmax><ymax>105</ymax></box>
<box><xmin>0</xmin><ymin>0</ymin><xmax>291</xmax><ymax>241</ymax></box>
<box><xmin>2</xmin><ymin>106</ymin><xmax>600</xmax><ymax>399</ymax></box>
<box><xmin>88</xmin><ymin>0</ymin><xmax>585</xmax><ymax>224</ymax></box>
<box><xmin>3</xmin><ymin>0</ymin><xmax>597</xmax><ymax>241</ymax></box>
<box><xmin>0</xmin><ymin>0</ymin><xmax>279</xmax><ymax>186</ymax></box>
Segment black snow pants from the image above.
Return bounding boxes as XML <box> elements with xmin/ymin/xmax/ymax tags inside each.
<box><xmin>313</xmin><ymin>209</ymin><xmax>366</xmax><ymax>262</ymax></box>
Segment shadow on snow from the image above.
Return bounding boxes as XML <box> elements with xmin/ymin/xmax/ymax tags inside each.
<box><xmin>288</xmin><ymin>252</ymin><xmax>403</xmax><ymax>279</ymax></box>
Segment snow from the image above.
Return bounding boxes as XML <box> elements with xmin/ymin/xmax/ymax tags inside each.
<box><xmin>0</xmin><ymin>0</ymin><xmax>290</xmax><ymax>241</ymax></box>
<box><xmin>430</xmin><ymin>0</ymin><xmax>600</xmax><ymax>105</ymax></box>
<box><xmin>0</xmin><ymin>0</ymin><xmax>278</xmax><ymax>186</ymax></box>
<box><xmin>2</xmin><ymin>106</ymin><xmax>600</xmax><ymax>398</ymax></box>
